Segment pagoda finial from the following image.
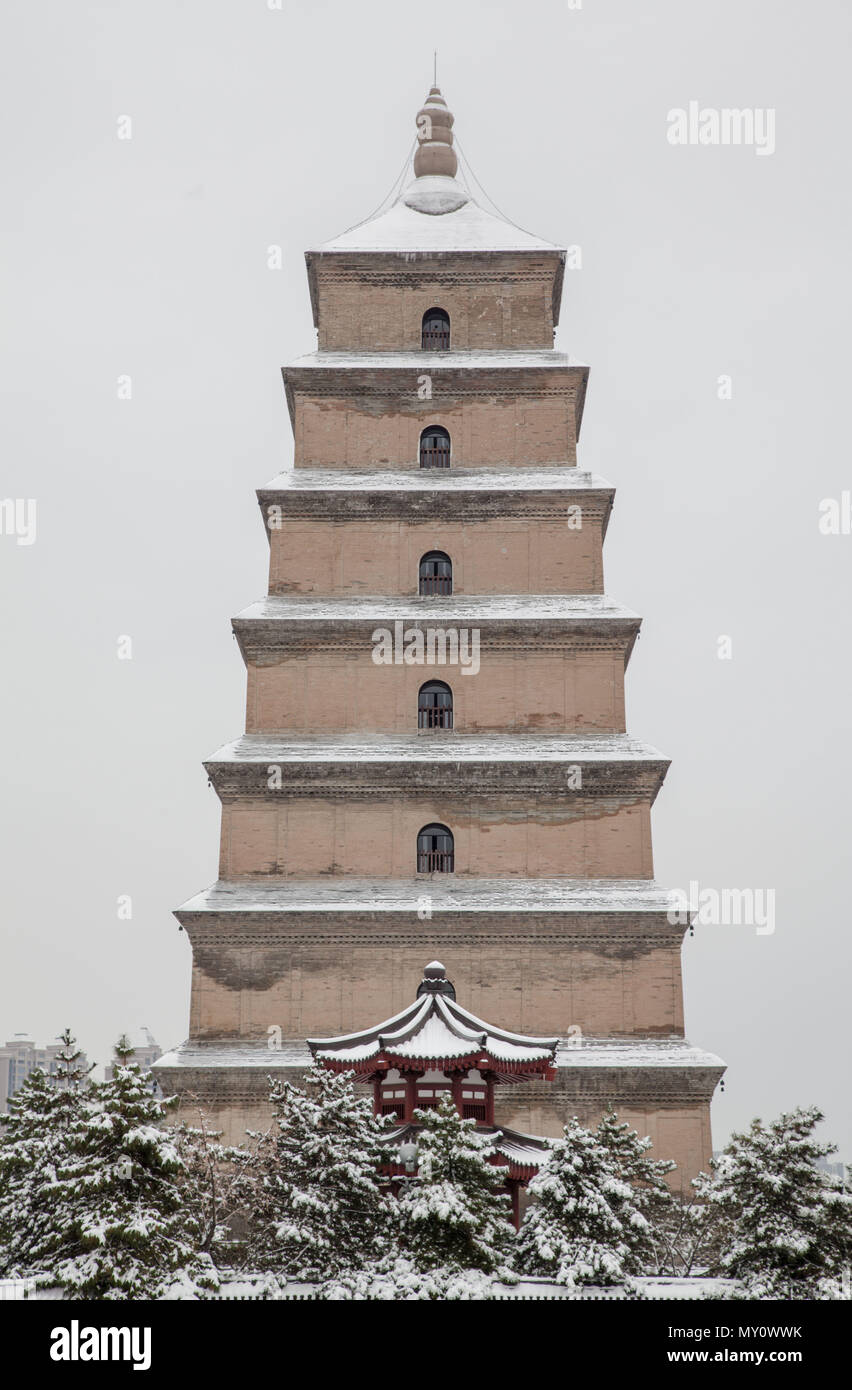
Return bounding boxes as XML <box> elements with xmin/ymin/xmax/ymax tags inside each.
<box><xmin>416</xmin><ymin>960</ymin><xmax>456</xmax><ymax>999</ymax></box>
<box><xmin>414</xmin><ymin>86</ymin><xmax>458</xmax><ymax>179</ymax></box>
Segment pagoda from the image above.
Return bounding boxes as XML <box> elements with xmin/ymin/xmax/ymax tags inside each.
<box><xmin>310</xmin><ymin>959</ymin><xmax>555</xmax><ymax>1224</ymax></box>
<box><xmin>156</xmin><ymin>85</ymin><xmax>724</xmax><ymax>1187</ymax></box>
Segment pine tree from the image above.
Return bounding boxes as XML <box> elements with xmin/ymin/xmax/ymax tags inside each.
<box><xmin>45</xmin><ymin>1039</ymin><xmax>217</xmax><ymax>1299</ymax></box>
<box><xmin>694</xmin><ymin>1105</ymin><xmax>852</xmax><ymax>1299</ymax></box>
<box><xmin>246</xmin><ymin>1065</ymin><xmax>393</xmax><ymax>1282</ymax></box>
<box><xmin>0</xmin><ymin>1029</ymin><xmax>92</xmax><ymax>1279</ymax></box>
<box><xmin>0</xmin><ymin>1070</ymin><xmax>71</xmax><ymax>1277</ymax></box>
<box><xmin>54</xmin><ymin>1028</ymin><xmax>95</xmax><ymax>1093</ymax></box>
<box><xmin>517</xmin><ymin>1114</ymin><xmax>658</xmax><ymax>1287</ymax></box>
<box><xmin>596</xmin><ymin>1109</ymin><xmax>674</xmax><ymax>1271</ymax></box>
<box><xmin>394</xmin><ymin>1093</ymin><xmax>513</xmax><ymax>1276</ymax></box>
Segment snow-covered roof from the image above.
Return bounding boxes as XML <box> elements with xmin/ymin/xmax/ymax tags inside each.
<box><xmin>287</xmin><ymin>349</ymin><xmax>580</xmax><ymax>371</ymax></box>
<box><xmin>175</xmin><ymin>877</ymin><xmax>682</xmax><ymax>916</ymax></box>
<box><xmin>153</xmin><ymin>1036</ymin><xmax>724</xmax><ymax>1075</ymax></box>
<box><xmin>309</xmin><ymin>976</ymin><xmax>558</xmax><ymax>1074</ymax></box>
<box><xmin>154</xmin><ymin>1041</ymin><xmax>312</xmax><ymax>1071</ymax></box>
<box><xmin>312</xmin><ymin>176</ymin><xmax>563</xmax><ymax>256</ymax></box>
<box><xmin>383</xmin><ymin>1120</ymin><xmax>549</xmax><ymax>1179</ymax></box>
<box><xmin>234</xmin><ymin>593</ymin><xmax>639</xmax><ymax>624</ymax></box>
<box><xmin>258</xmin><ymin>466</ymin><xmax>612</xmax><ymax>494</ymax></box>
<box><xmin>554</xmin><ymin>1039</ymin><xmax>726</xmax><ymax>1071</ymax></box>
<box><xmin>204</xmin><ymin>731</ymin><xmax>667</xmax><ymax>765</ymax></box>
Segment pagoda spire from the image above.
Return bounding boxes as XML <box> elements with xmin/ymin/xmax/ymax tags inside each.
<box><xmin>414</xmin><ymin>85</ymin><xmax>458</xmax><ymax>178</ymax></box>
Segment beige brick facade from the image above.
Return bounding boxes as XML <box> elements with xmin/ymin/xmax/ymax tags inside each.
<box><xmin>267</xmin><ymin>517</ymin><xmax>605</xmax><ymax>596</ymax></box>
<box><xmin>291</xmin><ymin>388</ymin><xmax>580</xmax><ymax>469</ymax></box>
<box><xmin>216</xmin><ymin>796</ymin><xmax>655</xmax><ymax>880</ymax></box>
<box><xmin>244</xmin><ymin>650</ymin><xmax>626</xmax><ymax>734</ymax></box>
<box><xmin>308</xmin><ymin>255</ymin><xmax>562</xmax><ymax>351</ymax></box>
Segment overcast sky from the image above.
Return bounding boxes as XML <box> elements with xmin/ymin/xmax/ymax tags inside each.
<box><xmin>1</xmin><ymin>0</ymin><xmax>849</xmax><ymax>1158</ymax></box>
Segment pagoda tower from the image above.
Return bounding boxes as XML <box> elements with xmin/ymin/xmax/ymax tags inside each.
<box><xmin>156</xmin><ymin>86</ymin><xmax>724</xmax><ymax>1186</ymax></box>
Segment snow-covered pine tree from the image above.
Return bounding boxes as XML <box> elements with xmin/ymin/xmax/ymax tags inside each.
<box><xmin>694</xmin><ymin>1105</ymin><xmax>852</xmax><ymax>1299</ymax></box>
<box><xmin>45</xmin><ymin>1037</ymin><xmax>217</xmax><ymax>1300</ymax></box>
<box><xmin>394</xmin><ymin>1093</ymin><xmax>513</xmax><ymax>1277</ymax></box>
<box><xmin>0</xmin><ymin>1029</ymin><xmax>92</xmax><ymax>1278</ymax></box>
<box><xmin>246</xmin><ymin>1065</ymin><xmax>393</xmax><ymax>1282</ymax></box>
<box><xmin>595</xmin><ymin>1108</ymin><xmax>674</xmax><ymax>1270</ymax></box>
<box><xmin>517</xmin><ymin>1114</ymin><xmax>656</xmax><ymax>1287</ymax></box>
<box><xmin>54</xmin><ymin>1028</ymin><xmax>95</xmax><ymax>1093</ymax></box>
<box><xmin>0</xmin><ymin>1070</ymin><xmax>69</xmax><ymax>1277</ymax></box>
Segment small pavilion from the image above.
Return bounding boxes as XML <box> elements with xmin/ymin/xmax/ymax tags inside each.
<box><xmin>308</xmin><ymin>961</ymin><xmax>559</xmax><ymax>1224</ymax></box>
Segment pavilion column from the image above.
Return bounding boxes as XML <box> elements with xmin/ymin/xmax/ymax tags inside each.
<box><xmin>509</xmin><ymin>1180</ymin><xmax>521</xmax><ymax>1231</ymax></box>
<box><xmin>372</xmin><ymin>1077</ymin><xmax>382</xmax><ymax>1115</ymax></box>
<box><xmin>449</xmin><ymin>1071</ymin><xmax>463</xmax><ymax>1116</ymax></box>
<box><xmin>485</xmin><ymin>1074</ymin><xmax>495</xmax><ymax>1126</ymax></box>
<box><xmin>403</xmin><ymin>1071</ymin><xmax>418</xmax><ymax>1122</ymax></box>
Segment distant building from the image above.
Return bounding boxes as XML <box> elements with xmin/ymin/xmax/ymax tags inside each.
<box><xmin>713</xmin><ymin>1148</ymin><xmax>846</xmax><ymax>1183</ymax></box>
<box><xmin>0</xmin><ymin>1035</ymin><xmax>91</xmax><ymax>1114</ymax></box>
<box><xmin>815</xmin><ymin>1155</ymin><xmax>847</xmax><ymax>1182</ymax></box>
<box><xmin>104</xmin><ymin>1029</ymin><xmax>163</xmax><ymax>1097</ymax></box>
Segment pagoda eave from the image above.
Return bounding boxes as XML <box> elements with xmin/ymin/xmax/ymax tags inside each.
<box><xmin>202</xmin><ymin>736</ymin><xmax>670</xmax><ymax>801</ymax></box>
<box><xmin>255</xmin><ymin>468</ymin><xmax>615</xmax><ymax>529</ymax></box>
<box><xmin>154</xmin><ymin>1040</ymin><xmax>724</xmax><ymax>1108</ymax></box>
<box><xmin>173</xmin><ymin>876</ymin><xmax>693</xmax><ymax>945</ymax></box>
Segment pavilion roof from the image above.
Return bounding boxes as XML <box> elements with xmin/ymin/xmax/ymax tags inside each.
<box><xmin>382</xmin><ymin>1121</ymin><xmax>550</xmax><ymax>1182</ymax></box>
<box><xmin>308</xmin><ymin>967</ymin><xmax>559</xmax><ymax>1078</ymax></box>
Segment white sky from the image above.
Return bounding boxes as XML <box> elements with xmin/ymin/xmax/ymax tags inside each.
<box><xmin>1</xmin><ymin>0</ymin><xmax>849</xmax><ymax>1160</ymax></box>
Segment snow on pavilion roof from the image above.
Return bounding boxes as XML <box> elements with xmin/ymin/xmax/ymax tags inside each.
<box><xmin>308</xmin><ymin>989</ymin><xmax>559</xmax><ymax>1076</ymax></box>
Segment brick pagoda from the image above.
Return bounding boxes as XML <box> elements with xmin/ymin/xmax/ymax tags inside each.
<box><xmin>156</xmin><ymin>86</ymin><xmax>724</xmax><ymax>1186</ymax></box>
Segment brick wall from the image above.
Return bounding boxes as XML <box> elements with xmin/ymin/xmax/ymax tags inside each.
<box><xmin>310</xmin><ymin>253</ymin><xmax>562</xmax><ymax>350</ymax></box>
<box><xmin>267</xmin><ymin>516</ymin><xmax>604</xmax><ymax>595</ymax></box>
<box><xmin>293</xmin><ymin>392</ymin><xmax>578</xmax><ymax>467</ymax></box>
<box><xmin>188</xmin><ymin>939</ymin><xmax>684</xmax><ymax>1041</ymax></box>
<box><xmin>217</xmin><ymin>796</ymin><xmax>654</xmax><ymax>879</ymax></box>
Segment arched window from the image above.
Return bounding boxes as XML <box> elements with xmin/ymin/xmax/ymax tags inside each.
<box><xmin>417</xmin><ymin>823</ymin><xmax>454</xmax><ymax>873</ymax></box>
<box><xmin>418</xmin><ymin>680</ymin><xmax>453</xmax><ymax>730</ymax></box>
<box><xmin>420</xmin><ymin>426</ymin><xmax>450</xmax><ymax>469</ymax></box>
<box><xmin>418</xmin><ymin>550</ymin><xmax>452</xmax><ymax>596</ymax></box>
<box><xmin>421</xmin><ymin>307</ymin><xmax>450</xmax><ymax>351</ymax></box>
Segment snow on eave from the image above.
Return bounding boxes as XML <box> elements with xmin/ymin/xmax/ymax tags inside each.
<box><xmin>153</xmin><ymin>1036</ymin><xmax>725</xmax><ymax>1073</ymax></box>
<box><xmin>175</xmin><ymin>877</ymin><xmax>683</xmax><ymax>917</ymax></box>
<box><xmin>203</xmin><ymin>731</ymin><xmax>668</xmax><ymax>765</ymax></box>
<box><xmin>309</xmin><ymin>191</ymin><xmax>564</xmax><ymax>256</ymax></box>
<box><xmin>555</xmin><ymin>1039</ymin><xmax>726</xmax><ymax>1070</ymax></box>
<box><xmin>257</xmin><ymin>466</ymin><xmax>614</xmax><ymax>494</ymax></box>
<box><xmin>285</xmin><ymin>349</ymin><xmax>585</xmax><ymax>371</ymax></box>
<box><xmin>233</xmin><ymin>593</ymin><xmax>640</xmax><ymax>624</ymax></box>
